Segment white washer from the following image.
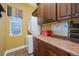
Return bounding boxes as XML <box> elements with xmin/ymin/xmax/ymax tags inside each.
<box><xmin>26</xmin><ymin>35</ymin><xmax>33</xmax><ymax>54</ymax></box>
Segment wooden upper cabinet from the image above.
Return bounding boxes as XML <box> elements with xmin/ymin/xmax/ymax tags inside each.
<box><xmin>71</xmin><ymin>3</ymin><xmax>76</xmax><ymax>15</ymax></box>
<box><xmin>48</xmin><ymin>3</ymin><xmax>56</xmax><ymax>21</ymax></box>
<box><xmin>37</xmin><ymin>3</ymin><xmax>44</xmax><ymax>24</ymax></box>
<box><xmin>44</xmin><ymin>3</ymin><xmax>56</xmax><ymax>22</ymax></box>
<box><xmin>66</xmin><ymin>3</ymin><xmax>72</xmax><ymax>17</ymax></box>
<box><xmin>57</xmin><ymin>3</ymin><xmax>71</xmax><ymax>20</ymax></box>
<box><xmin>71</xmin><ymin>3</ymin><xmax>76</xmax><ymax>17</ymax></box>
<box><xmin>76</xmin><ymin>3</ymin><xmax>79</xmax><ymax>13</ymax></box>
<box><xmin>37</xmin><ymin>3</ymin><xmax>56</xmax><ymax>24</ymax></box>
<box><xmin>71</xmin><ymin>3</ymin><xmax>79</xmax><ymax>18</ymax></box>
<box><xmin>57</xmin><ymin>3</ymin><xmax>66</xmax><ymax>20</ymax></box>
<box><xmin>75</xmin><ymin>3</ymin><xmax>79</xmax><ymax>17</ymax></box>
<box><xmin>37</xmin><ymin>3</ymin><xmax>79</xmax><ymax>24</ymax></box>
<box><xmin>43</xmin><ymin>3</ymin><xmax>49</xmax><ymax>22</ymax></box>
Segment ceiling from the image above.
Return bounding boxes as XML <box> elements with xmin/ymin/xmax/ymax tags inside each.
<box><xmin>27</xmin><ymin>3</ymin><xmax>37</xmax><ymax>7</ymax></box>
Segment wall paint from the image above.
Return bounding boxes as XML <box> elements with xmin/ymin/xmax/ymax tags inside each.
<box><xmin>0</xmin><ymin>3</ymin><xmax>36</xmax><ymax>55</ymax></box>
<box><xmin>0</xmin><ymin>12</ymin><xmax>6</xmax><ymax>55</ymax></box>
<box><xmin>0</xmin><ymin>4</ymin><xmax>7</xmax><ymax>56</ymax></box>
<box><xmin>41</xmin><ymin>23</ymin><xmax>51</xmax><ymax>31</ymax></box>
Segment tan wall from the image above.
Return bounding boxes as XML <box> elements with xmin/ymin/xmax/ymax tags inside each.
<box><xmin>0</xmin><ymin>12</ymin><xmax>6</xmax><ymax>55</ymax></box>
<box><xmin>41</xmin><ymin>23</ymin><xmax>51</xmax><ymax>31</ymax></box>
<box><xmin>0</xmin><ymin>3</ymin><xmax>36</xmax><ymax>55</ymax></box>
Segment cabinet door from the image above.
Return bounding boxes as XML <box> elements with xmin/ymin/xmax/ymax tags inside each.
<box><xmin>38</xmin><ymin>3</ymin><xmax>57</xmax><ymax>24</ymax></box>
<box><xmin>57</xmin><ymin>3</ymin><xmax>71</xmax><ymax>20</ymax></box>
<box><xmin>43</xmin><ymin>3</ymin><xmax>56</xmax><ymax>23</ymax></box>
<box><xmin>71</xmin><ymin>3</ymin><xmax>76</xmax><ymax>14</ymax></box>
<box><xmin>75</xmin><ymin>3</ymin><xmax>79</xmax><ymax>17</ymax></box>
<box><xmin>48</xmin><ymin>50</ymin><xmax>57</xmax><ymax>56</ymax></box>
<box><xmin>57</xmin><ymin>3</ymin><xmax>67</xmax><ymax>20</ymax></box>
<box><xmin>48</xmin><ymin>3</ymin><xmax>56</xmax><ymax>21</ymax></box>
<box><xmin>43</xmin><ymin>3</ymin><xmax>48</xmax><ymax>21</ymax></box>
<box><xmin>71</xmin><ymin>3</ymin><xmax>76</xmax><ymax>17</ymax></box>
<box><xmin>38</xmin><ymin>40</ymin><xmax>48</xmax><ymax>56</ymax></box>
<box><xmin>38</xmin><ymin>44</ymin><xmax>48</xmax><ymax>56</ymax></box>
<box><xmin>71</xmin><ymin>3</ymin><xmax>79</xmax><ymax>18</ymax></box>
<box><xmin>37</xmin><ymin>4</ymin><xmax>44</xmax><ymax>24</ymax></box>
<box><xmin>45</xmin><ymin>43</ymin><xmax>70</xmax><ymax>56</ymax></box>
<box><xmin>66</xmin><ymin>3</ymin><xmax>71</xmax><ymax>18</ymax></box>
<box><xmin>33</xmin><ymin>38</ymin><xmax>48</xmax><ymax>56</ymax></box>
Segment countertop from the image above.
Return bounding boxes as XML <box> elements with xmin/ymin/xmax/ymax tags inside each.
<box><xmin>34</xmin><ymin>35</ymin><xmax>79</xmax><ymax>56</ymax></box>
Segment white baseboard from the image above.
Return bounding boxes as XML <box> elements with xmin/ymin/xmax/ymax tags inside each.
<box><xmin>4</xmin><ymin>45</ymin><xmax>28</xmax><ymax>56</ymax></box>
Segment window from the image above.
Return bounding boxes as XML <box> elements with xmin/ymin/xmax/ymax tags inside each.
<box><xmin>10</xmin><ymin>16</ymin><xmax>22</xmax><ymax>36</ymax></box>
<box><xmin>16</xmin><ymin>8</ymin><xmax>23</xmax><ymax>19</ymax></box>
